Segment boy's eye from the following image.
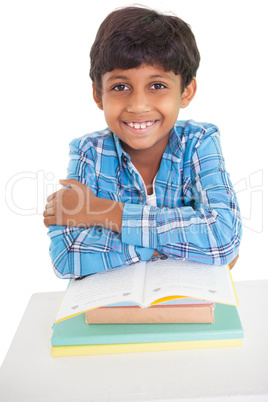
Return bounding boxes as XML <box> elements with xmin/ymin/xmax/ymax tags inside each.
<box><xmin>112</xmin><ymin>84</ymin><xmax>129</xmax><ymax>91</ymax></box>
<box><xmin>151</xmin><ymin>83</ymin><xmax>166</xmax><ymax>90</ymax></box>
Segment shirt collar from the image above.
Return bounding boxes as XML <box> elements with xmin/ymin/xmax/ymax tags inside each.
<box><xmin>167</xmin><ymin>126</ymin><xmax>183</xmax><ymax>156</ymax></box>
<box><xmin>112</xmin><ymin>133</ymin><xmax>131</xmax><ymax>167</ymax></box>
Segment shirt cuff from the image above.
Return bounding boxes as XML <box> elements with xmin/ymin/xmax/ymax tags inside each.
<box><xmin>122</xmin><ymin>203</ymin><xmax>158</xmax><ymax>249</ymax></box>
<box><xmin>135</xmin><ymin>246</ymin><xmax>154</xmax><ymax>261</ymax></box>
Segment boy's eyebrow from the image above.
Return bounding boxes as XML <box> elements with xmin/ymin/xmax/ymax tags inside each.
<box><xmin>149</xmin><ymin>74</ymin><xmax>173</xmax><ymax>80</ymax></box>
<box><xmin>105</xmin><ymin>73</ymin><xmax>174</xmax><ymax>82</ymax></box>
<box><xmin>106</xmin><ymin>75</ymin><xmax>129</xmax><ymax>82</ymax></box>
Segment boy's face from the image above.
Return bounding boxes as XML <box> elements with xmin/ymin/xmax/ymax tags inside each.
<box><xmin>93</xmin><ymin>64</ymin><xmax>195</xmax><ymax>157</ymax></box>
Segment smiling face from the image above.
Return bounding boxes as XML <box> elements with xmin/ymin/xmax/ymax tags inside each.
<box><xmin>92</xmin><ymin>64</ymin><xmax>196</xmax><ymax>159</ymax></box>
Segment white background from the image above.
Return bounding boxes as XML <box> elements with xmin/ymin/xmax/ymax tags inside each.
<box><xmin>1</xmin><ymin>0</ymin><xmax>267</xmax><ymax>366</ymax></box>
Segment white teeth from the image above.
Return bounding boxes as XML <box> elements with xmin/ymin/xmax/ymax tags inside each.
<box><xmin>127</xmin><ymin>121</ymin><xmax>155</xmax><ymax>129</ymax></box>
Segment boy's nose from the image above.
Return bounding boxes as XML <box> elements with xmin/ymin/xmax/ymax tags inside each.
<box><xmin>126</xmin><ymin>91</ymin><xmax>151</xmax><ymax>114</ymax></box>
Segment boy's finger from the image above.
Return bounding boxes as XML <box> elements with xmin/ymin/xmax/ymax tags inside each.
<box><xmin>43</xmin><ymin>216</ymin><xmax>56</xmax><ymax>227</ymax></box>
<box><xmin>43</xmin><ymin>207</ymin><xmax>55</xmax><ymax>217</ymax></box>
<box><xmin>47</xmin><ymin>192</ymin><xmax>57</xmax><ymax>202</ymax></box>
<box><xmin>45</xmin><ymin>200</ymin><xmax>55</xmax><ymax>209</ymax></box>
<box><xmin>59</xmin><ymin>178</ymin><xmax>80</xmax><ymax>188</ymax></box>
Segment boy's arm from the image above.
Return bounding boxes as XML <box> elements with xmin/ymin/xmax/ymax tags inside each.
<box><xmin>44</xmin><ymin>138</ymin><xmax>153</xmax><ymax>278</ymax></box>
<box><xmin>120</xmin><ymin>128</ymin><xmax>242</xmax><ymax>266</ymax></box>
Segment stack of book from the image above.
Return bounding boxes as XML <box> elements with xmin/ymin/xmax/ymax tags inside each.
<box><xmin>51</xmin><ymin>258</ymin><xmax>244</xmax><ymax>357</ymax></box>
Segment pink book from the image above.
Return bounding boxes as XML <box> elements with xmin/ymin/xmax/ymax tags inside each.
<box><xmin>85</xmin><ymin>300</ymin><xmax>215</xmax><ymax>324</ymax></box>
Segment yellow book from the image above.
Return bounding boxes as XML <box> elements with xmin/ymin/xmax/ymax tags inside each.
<box><xmin>51</xmin><ymin>339</ymin><xmax>243</xmax><ymax>357</ymax></box>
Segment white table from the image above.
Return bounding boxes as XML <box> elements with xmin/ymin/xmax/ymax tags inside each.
<box><xmin>0</xmin><ymin>281</ymin><xmax>268</xmax><ymax>402</ymax></box>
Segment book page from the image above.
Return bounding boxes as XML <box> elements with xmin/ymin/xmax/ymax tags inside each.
<box><xmin>143</xmin><ymin>258</ymin><xmax>238</xmax><ymax>307</ymax></box>
<box><xmin>55</xmin><ymin>262</ymin><xmax>146</xmax><ymax>322</ymax></box>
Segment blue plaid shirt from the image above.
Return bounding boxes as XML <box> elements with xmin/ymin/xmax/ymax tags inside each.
<box><xmin>48</xmin><ymin>120</ymin><xmax>242</xmax><ymax>278</ymax></box>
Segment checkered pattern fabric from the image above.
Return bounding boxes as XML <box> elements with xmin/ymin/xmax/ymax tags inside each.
<box><xmin>48</xmin><ymin>120</ymin><xmax>242</xmax><ymax>278</ymax></box>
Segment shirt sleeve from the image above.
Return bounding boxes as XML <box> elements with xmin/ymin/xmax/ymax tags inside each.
<box><xmin>47</xmin><ymin>138</ymin><xmax>154</xmax><ymax>278</ymax></box>
<box><xmin>121</xmin><ymin>129</ymin><xmax>242</xmax><ymax>265</ymax></box>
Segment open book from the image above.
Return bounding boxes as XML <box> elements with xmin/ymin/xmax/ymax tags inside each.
<box><xmin>55</xmin><ymin>258</ymin><xmax>238</xmax><ymax>323</ymax></box>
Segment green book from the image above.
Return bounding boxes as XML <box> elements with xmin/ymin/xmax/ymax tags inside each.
<box><xmin>51</xmin><ymin>303</ymin><xmax>243</xmax><ymax>347</ymax></box>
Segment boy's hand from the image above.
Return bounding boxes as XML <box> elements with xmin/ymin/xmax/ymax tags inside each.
<box><xmin>229</xmin><ymin>254</ymin><xmax>239</xmax><ymax>270</ymax></box>
<box><xmin>43</xmin><ymin>179</ymin><xmax>98</xmax><ymax>228</ymax></box>
<box><xmin>43</xmin><ymin>179</ymin><xmax>123</xmax><ymax>232</ymax></box>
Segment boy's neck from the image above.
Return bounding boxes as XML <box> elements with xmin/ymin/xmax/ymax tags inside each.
<box><xmin>122</xmin><ymin>143</ymin><xmax>166</xmax><ymax>195</ymax></box>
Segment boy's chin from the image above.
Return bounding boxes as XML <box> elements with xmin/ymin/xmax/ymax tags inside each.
<box><xmin>122</xmin><ymin>139</ymin><xmax>167</xmax><ymax>154</ymax></box>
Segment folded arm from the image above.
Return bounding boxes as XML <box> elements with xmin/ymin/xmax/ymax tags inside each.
<box><xmin>44</xmin><ymin>129</ymin><xmax>242</xmax><ymax>278</ymax></box>
<box><xmin>44</xmin><ymin>139</ymin><xmax>154</xmax><ymax>278</ymax></box>
<box><xmin>121</xmin><ymin>131</ymin><xmax>242</xmax><ymax>265</ymax></box>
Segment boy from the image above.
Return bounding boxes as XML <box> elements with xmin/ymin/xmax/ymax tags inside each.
<box><xmin>43</xmin><ymin>6</ymin><xmax>241</xmax><ymax>278</ymax></box>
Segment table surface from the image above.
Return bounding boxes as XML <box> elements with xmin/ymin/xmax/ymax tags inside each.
<box><xmin>0</xmin><ymin>281</ymin><xmax>268</xmax><ymax>402</ymax></box>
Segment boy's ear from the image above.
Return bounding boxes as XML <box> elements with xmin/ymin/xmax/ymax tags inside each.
<box><xmin>92</xmin><ymin>82</ymin><xmax>103</xmax><ymax>110</ymax></box>
<box><xmin>180</xmin><ymin>78</ymin><xmax>197</xmax><ymax>108</ymax></box>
